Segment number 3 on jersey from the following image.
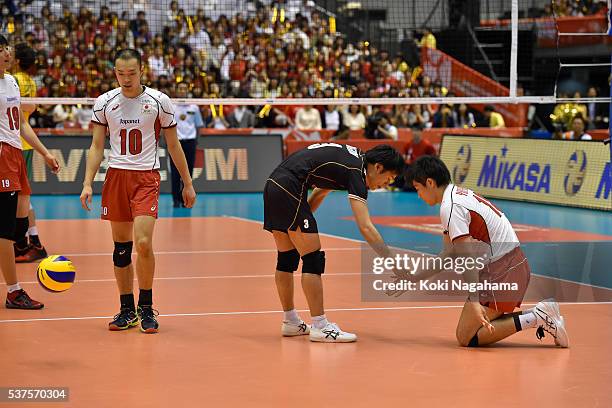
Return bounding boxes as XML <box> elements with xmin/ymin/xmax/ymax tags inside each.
<box><xmin>303</xmin><ymin>219</ymin><xmax>309</xmax><ymax>229</ymax></box>
<box><xmin>119</xmin><ymin>128</ymin><xmax>143</xmax><ymax>155</ymax></box>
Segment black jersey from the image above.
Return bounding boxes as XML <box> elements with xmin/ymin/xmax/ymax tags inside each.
<box><xmin>274</xmin><ymin>143</ymin><xmax>368</xmax><ymax>203</ymax></box>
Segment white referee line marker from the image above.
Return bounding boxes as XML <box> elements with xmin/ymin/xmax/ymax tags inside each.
<box><xmin>0</xmin><ymin>302</ymin><xmax>610</xmax><ymax>324</ymax></box>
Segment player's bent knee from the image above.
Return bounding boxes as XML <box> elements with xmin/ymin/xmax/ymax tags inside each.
<box><xmin>456</xmin><ymin>330</ymin><xmax>479</xmax><ymax>347</ymax></box>
<box><xmin>301</xmin><ymin>250</ymin><xmax>325</xmax><ymax>275</ymax></box>
<box><xmin>113</xmin><ymin>241</ymin><xmax>133</xmax><ymax>268</ymax></box>
<box><xmin>276</xmin><ymin>249</ymin><xmax>300</xmax><ymax>273</ymax></box>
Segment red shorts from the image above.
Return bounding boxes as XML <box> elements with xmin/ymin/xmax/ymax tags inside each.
<box><xmin>0</xmin><ymin>142</ymin><xmax>31</xmax><ymax>195</ymax></box>
<box><xmin>479</xmin><ymin>246</ymin><xmax>531</xmax><ymax>313</ymax></box>
<box><xmin>101</xmin><ymin>168</ymin><xmax>160</xmax><ymax>222</ymax></box>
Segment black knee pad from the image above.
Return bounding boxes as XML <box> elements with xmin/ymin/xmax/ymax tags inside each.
<box><xmin>13</xmin><ymin>217</ymin><xmax>29</xmax><ymax>244</ymax></box>
<box><xmin>467</xmin><ymin>333</ymin><xmax>479</xmax><ymax>347</ymax></box>
<box><xmin>0</xmin><ymin>192</ymin><xmax>18</xmax><ymax>240</ymax></box>
<box><xmin>301</xmin><ymin>250</ymin><xmax>325</xmax><ymax>275</ymax></box>
<box><xmin>276</xmin><ymin>249</ymin><xmax>300</xmax><ymax>273</ymax></box>
<box><xmin>113</xmin><ymin>241</ymin><xmax>133</xmax><ymax>268</ymax></box>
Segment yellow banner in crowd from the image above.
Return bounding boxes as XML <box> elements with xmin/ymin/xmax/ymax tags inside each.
<box><xmin>440</xmin><ymin>136</ymin><xmax>611</xmax><ymax>211</ymax></box>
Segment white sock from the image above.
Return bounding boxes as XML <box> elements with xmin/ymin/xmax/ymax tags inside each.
<box><xmin>28</xmin><ymin>226</ymin><xmax>38</xmax><ymax>236</ymax></box>
<box><xmin>519</xmin><ymin>312</ymin><xmax>538</xmax><ymax>330</ymax></box>
<box><xmin>7</xmin><ymin>283</ymin><xmax>22</xmax><ymax>293</ymax></box>
<box><xmin>312</xmin><ymin>314</ymin><xmax>329</xmax><ymax>329</ymax></box>
<box><xmin>283</xmin><ymin>309</ymin><xmax>300</xmax><ymax>324</ymax></box>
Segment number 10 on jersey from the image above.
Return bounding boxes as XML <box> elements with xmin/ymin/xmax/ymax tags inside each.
<box><xmin>119</xmin><ymin>128</ymin><xmax>143</xmax><ymax>155</ymax></box>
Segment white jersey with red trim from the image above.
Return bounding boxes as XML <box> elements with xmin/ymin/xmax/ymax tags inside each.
<box><xmin>91</xmin><ymin>86</ymin><xmax>176</xmax><ymax>170</ymax></box>
<box><xmin>440</xmin><ymin>184</ymin><xmax>519</xmax><ymax>260</ymax></box>
<box><xmin>0</xmin><ymin>74</ymin><xmax>23</xmax><ymax>150</ymax></box>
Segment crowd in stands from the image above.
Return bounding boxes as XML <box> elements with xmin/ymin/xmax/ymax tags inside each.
<box><xmin>542</xmin><ymin>0</ymin><xmax>608</xmax><ymax>17</ymax></box>
<box><xmin>2</xmin><ymin>1</ymin><xmax>608</xmax><ymax>136</ymax></box>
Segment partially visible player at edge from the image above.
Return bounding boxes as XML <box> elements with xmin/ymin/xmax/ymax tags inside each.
<box><xmin>264</xmin><ymin>142</ymin><xmax>404</xmax><ymax>342</ymax></box>
<box><xmin>11</xmin><ymin>42</ymin><xmax>49</xmax><ymax>262</ymax></box>
<box><xmin>0</xmin><ymin>34</ymin><xmax>60</xmax><ymax>309</ymax></box>
<box><xmin>401</xmin><ymin>156</ymin><xmax>568</xmax><ymax>348</ymax></box>
<box><xmin>80</xmin><ymin>49</ymin><xmax>196</xmax><ymax>334</ymax></box>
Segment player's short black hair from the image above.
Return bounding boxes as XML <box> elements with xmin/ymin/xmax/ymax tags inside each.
<box><xmin>14</xmin><ymin>43</ymin><xmax>36</xmax><ymax>71</ymax></box>
<box><xmin>406</xmin><ymin>155</ymin><xmax>451</xmax><ymax>187</ymax></box>
<box><xmin>364</xmin><ymin>145</ymin><xmax>405</xmax><ymax>174</ymax></box>
<box><xmin>484</xmin><ymin>105</ymin><xmax>495</xmax><ymax>112</ymax></box>
<box><xmin>114</xmin><ymin>48</ymin><xmax>142</xmax><ymax>67</ymax></box>
<box><xmin>0</xmin><ymin>34</ymin><xmax>8</xmax><ymax>46</ymax></box>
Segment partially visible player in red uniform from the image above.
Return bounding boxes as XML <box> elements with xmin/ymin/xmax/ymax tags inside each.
<box><xmin>80</xmin><ymin>49</ymin><xmax>196</xmax><ymax>333</ymax></box>
<box><xmin>403</xmin><ymin>156</ymin><xmax>569</xmax><ymax>348</ymax></box>
<box><xmin>0</xmin><ymin>34</ymin><xmax>60</xmax><ymax>309</ymax></box>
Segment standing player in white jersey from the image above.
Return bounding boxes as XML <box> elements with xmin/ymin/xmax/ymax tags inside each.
<box><xmin>0</xmin><ymin>34</ymin><xmax>60</xmax><ymax>309</ymax></box>
<box><xmin>80</xmin><ymin>49</ymin><xmax>196</xmax><ymax>334</ymax></box>
<box><xmin>402</xmin><ymin>156</ymin><xmax>569</xmax><ymax>347</ymax></box>
<box><xmin>170</xmin><ymin>81</ymin><xmax>204</xmax><ymax>208</ymax></box>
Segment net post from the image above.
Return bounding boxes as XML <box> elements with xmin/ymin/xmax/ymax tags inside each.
<box><xmin>509</xmin><ymin>0</ymin><xmax>519</xmax><ymax>101</ymax></box>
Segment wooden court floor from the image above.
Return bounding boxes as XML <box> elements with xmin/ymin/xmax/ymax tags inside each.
<box><xmin>1</xmin><ymin>217</ymin><xmax>610</xmax><ymax>407</ymax></box>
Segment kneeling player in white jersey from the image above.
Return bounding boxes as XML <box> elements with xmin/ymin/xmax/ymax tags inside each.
<box><xmin>403</xmin><ymin>156</ymin><xmax>568</xmax><ymax>347</ymax></box>
<box><xmin>80</xmin><ymin>49</ymin><xmax>196</xmax><ymax>333</ymax></box>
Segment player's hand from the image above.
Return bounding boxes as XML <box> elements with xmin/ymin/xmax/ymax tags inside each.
<box><xmin>470</xmin><ymin>300</ymin><xmax>494</xmax><ymax>334</ymax></box>
<box><xmin>80</xmin><ymin>185</ymin><xmax>93</xmax><ymax>211</ymax></box>
<box><xmin>182</xmin><ymin>183</ymin><xmax>196</xmax><ymax>208</ymax></box>
<box><xmin>385</xmin><ymin>268</ymin><xmax>413</xmax><ymax>298</ymax></box>
<box><xmin>45</xmin><ymin>153</ymin><xmax>60</xmax><ymax>174</ymax></box>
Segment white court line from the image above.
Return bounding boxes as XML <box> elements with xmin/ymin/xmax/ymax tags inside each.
<box><xmin>62</xmin><ymin>247</ymin><xmax>359</xmax><ymax>258</ymax></box>
<box><xmin>34</xmin><ymin>217</ymin><xmax>612</xmax><ymax>291</ymax></box>
<box><xmin>228</xmin><ymin>216</ymin><xmax>612</xmax><ymax>291</ymax></box>
<box><xmin>225</xmin><ymin>215</ymin><xmax>366</xmax><ymax>244</ymax></box>
<box><xmin>16</xmin><ymin>272</ymin><xmax>363</xmax><ymax>285</ymax></box>
<box><xmin>16</xmin><ymin>271</ymin><xmax>612</xmax><ymax>292</ymax></box>
<box><xmin>0</xmin><ymin>302</ymin><xmax>610</xmax><ymax>324</ymax></box>
<box><xmin>30</xmin><ymin>216</ymin><xmax>611</xmax><ymax>305</ymax></box>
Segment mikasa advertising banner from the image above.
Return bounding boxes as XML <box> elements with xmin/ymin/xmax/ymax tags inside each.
<box><xmin>439</xmin><ymin>136</ymin><xmax>611</xmax><ymax>211</ymax></box>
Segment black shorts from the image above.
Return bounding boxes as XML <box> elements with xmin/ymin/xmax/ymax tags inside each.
<box><xmin>263</xmin><ymin>168</ymin><xmax>318</xmax><ymax>233</ymax></box>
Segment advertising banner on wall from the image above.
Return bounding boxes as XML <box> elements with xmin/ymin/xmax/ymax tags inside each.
<box><xmin>30</xmin><ymin>135</ymin><xmax>283</xmax><ymax>194</ymax></box>
<box><xmin>440</xmin><ymin>136</ymin><xmax>611</xmax><ymax>210</ymax></box>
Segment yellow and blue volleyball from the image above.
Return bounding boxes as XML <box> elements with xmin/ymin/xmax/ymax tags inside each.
<box><xmin>37</xmin><ymin>255</ymin><xmax>76</xmax><ymax>292</ymax></box>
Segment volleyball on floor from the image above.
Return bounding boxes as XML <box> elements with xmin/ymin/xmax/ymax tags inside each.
<box><xmin>37</xmin><ymin>255</ymin><xmax>76</xmax><ymax>292</ymax></box>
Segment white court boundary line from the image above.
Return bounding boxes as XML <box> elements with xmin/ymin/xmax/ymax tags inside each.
<box><xmin>37</xmin><ymin>215</ymin><xmax>610</xmax><ymax>290</ymax></box>
<box><xmin>225</xmin><ymin>216</ymin><xmax>612</xmax><ymax>291</ymax></box>
<box><xmin>14</xmin><ymin>215</ymin><xmax>607</xmax><ymax>325</ymax></box>
<box><xmin>61</xmin><ymin>247</ymin><xmax>358</xmax><ymax>258</ymax></box>
<box><xmin>16</xmin><ymin>271</ymin><xmax>363</xmax><ymax>285</ymax></box>
<box><xmin>1</xmin><ymin>302</ymin><xmax>610</xmax><ymax>324</ymax></box>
